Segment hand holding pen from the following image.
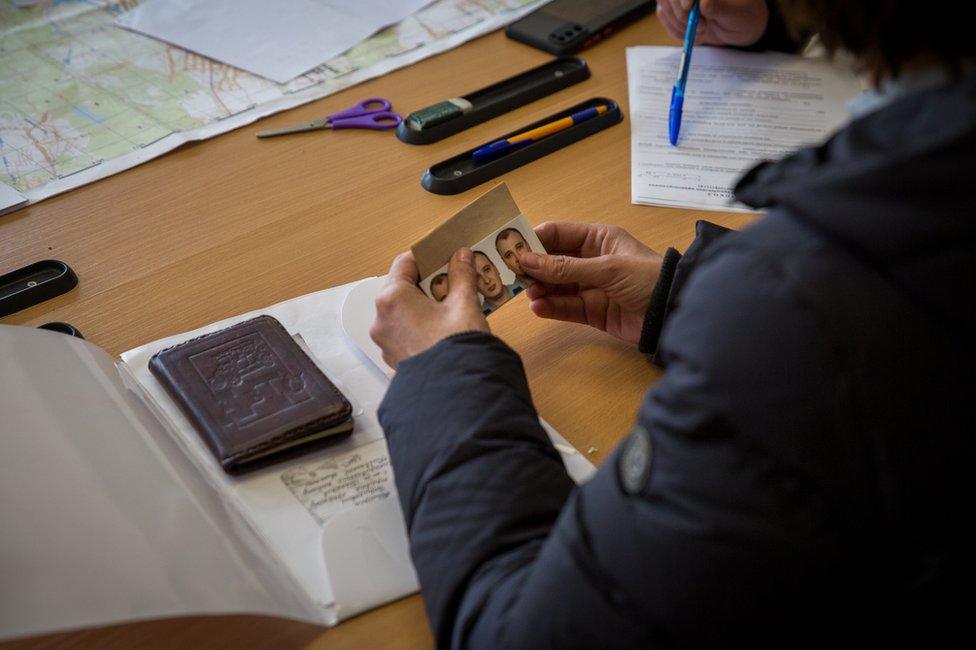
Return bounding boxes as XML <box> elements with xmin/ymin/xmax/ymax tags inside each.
<box><xmin>656</xmin><ymin>0</ymin><xmax>771</xmax><ymax>47</ymax></box>
<box><xmin>663</xmin><ymin>0</ymin><xmax>771</xmax><ymax>145</ymax></box>
<box><xmin>668</xmin><ymin>1</ymin><xmax>700</xmax><ymax>146</ymax></box>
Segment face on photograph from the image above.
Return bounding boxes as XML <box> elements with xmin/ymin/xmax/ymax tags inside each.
<box><xmin>474</xmin><ymin>251</ymin><xmax>504</xmax><ymax>300</ymax></box>
<box><xmin>430</xmin><ymin>273</ymin><xmax>449</xmax><ymax>302</ymax></box>
<box><xmin>495</xmin><ymin>228</ymin><xmax>532</xmax><ymax>277</ymax></box>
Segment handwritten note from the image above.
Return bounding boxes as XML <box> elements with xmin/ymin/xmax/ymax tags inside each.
<box><xmin>627</xmin><ymin>46</ymin><xmax>862</xmax><ymax>212</ymax></box>
<box><xmin>280</xmin><ymin>444</ymin><xmax>393</xmax><ymax>526</ymax></box>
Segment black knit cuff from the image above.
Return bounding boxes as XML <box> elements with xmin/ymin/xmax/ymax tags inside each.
<box><xmin>638</xmin><ymin>247</ymin><xmax>682</xmax><ymax>355</ymax></box>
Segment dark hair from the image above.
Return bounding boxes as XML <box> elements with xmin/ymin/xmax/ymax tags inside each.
<box><xmin>495</xmin><ymin>228</ymin><xmax>525</xmax><ymax>248</ymax></box>
<box><xmin>777</xmin><ymin>0</ymin><xmax>973</xmax><ymax>83</ymax></box>
<box><xmin>474</xmin><ymin>250</ymin><xmax>494</xmax><ymax>266</ymax></box>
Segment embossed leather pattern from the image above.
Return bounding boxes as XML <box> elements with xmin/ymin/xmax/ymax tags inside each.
<box><xmin>149</xmin><ymin>315</ymin><xmax>353</xmax><ymax>473</ymax></box>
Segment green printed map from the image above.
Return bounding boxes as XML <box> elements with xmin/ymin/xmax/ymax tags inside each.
<box><xmin>0</xmin><ymin>0</ymin><xmax>544</xmax><ymax>201</ymax></box>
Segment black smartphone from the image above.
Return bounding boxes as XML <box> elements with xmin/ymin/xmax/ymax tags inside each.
<box><xmin>505</xmin><ymin>0</ymin><xmax>654</xmax><ymax>55</ymax></box>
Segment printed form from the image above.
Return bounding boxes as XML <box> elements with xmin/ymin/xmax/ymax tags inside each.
<box><xmin>627</xmin><ymin>47</ymin><xmax>862</xmax><ymax>212</ymax></box>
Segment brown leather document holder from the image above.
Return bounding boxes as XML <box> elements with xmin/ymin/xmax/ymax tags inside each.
<box><xmin>149</xmin><ymin>315</ymin><xmax>353</xmax><ymax>474</ymax></box>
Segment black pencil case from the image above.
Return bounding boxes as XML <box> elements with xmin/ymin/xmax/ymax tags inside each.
<box><xmin>421</xmin><ymin>97</ymin><xmax>623</xmax><ymax>195</ymax></box>
<box><xmin>0</xmin><ymin>260</ymin><xmax>78</xmax><ymax>318</ymax></box>
<box><xmin>396</xmin><ymin>57</ymin><xmax>590</xmax><ymax>145</ymax></box>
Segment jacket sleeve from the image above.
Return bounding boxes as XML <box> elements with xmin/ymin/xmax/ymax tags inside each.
<box><xmin>380</xmin><ymin>238</ymin><xmax>856</xmax><ymax>648</ymax></box>
<box><xmin>639</xmin><ymin>220</ymin><xmax>732</xmax><ymax>358</ymax></box>
<box><xmin>379</xmin><ymin>332</ymin><xmax>649</xmax><ymax>648</ymax></box>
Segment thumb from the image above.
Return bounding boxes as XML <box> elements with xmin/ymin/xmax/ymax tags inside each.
<box><xmin>446</xmin><ymin>247</ymin><xmax>478</xmax><ymax>304</ymax></box>
<box><xmin>521</xmin><ymin>252</ymin><xmax>614</xmax><ymax>286</ymax></box>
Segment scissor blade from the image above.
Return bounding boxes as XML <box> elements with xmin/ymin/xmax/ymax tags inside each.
<box><xmin>256</xmin><ymin>119</ymin><xmax>331</xmax><ymax>138</ymax></box>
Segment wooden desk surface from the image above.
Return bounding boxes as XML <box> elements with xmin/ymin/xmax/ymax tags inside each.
<box><xmin>0</xmin><ymin>15</ymin><xmax>755</xmax><ymax>650</ymax></box>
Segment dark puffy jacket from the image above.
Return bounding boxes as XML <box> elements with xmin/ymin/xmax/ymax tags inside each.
<box><xmin>379</xmin><ymin>67</ymin><xmax>975</xmax><ymax>649</ymax></box>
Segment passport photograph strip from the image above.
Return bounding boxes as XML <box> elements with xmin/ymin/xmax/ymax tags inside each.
<box><xmin>411</xmin><ymin>183</ymin><xmax>522</xmax><ymax>279</ymax></box>
<box><xmin>411</xmin><ymin>183</ymin><xmax>546</xmax><ymax>315</ymax></box>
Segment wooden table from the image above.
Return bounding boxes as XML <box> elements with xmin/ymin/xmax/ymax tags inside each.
<box><xmin>0</xmin><ymin>15</ymin><xmax>754</xmax><ymax>650</ymax></box>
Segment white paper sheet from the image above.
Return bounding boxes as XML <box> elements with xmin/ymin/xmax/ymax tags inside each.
<box><xmin>117</xmin><ymin>0</ymin><xmax>431</xmax><ymax>83</ymax></box>
<box><xmin>627</xmin><ymin>46</ymin><xmax>862</xmax><ymax>212</ymax></box>
<box><xmin>280</xmin><ymin>440</ymin><xmax>394</xmax><ymax>527</ymax></box>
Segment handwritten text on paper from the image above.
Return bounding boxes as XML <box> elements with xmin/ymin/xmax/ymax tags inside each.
<box><xmin>281</xmin><ymin>450</ymin><xmax>391</xmax><ymax>526</ymax></box>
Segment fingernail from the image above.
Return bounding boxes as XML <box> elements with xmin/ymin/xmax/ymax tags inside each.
<box><xmin>521</xmin><ymin>252</ymin><xmax>540</xmax><ymax>269</ymax></box>
<box><xmin>456</xmin><ymin>247</ymin><xmax>472</xmax><ymax>264</ymax></box>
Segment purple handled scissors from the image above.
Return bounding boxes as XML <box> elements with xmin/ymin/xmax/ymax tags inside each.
<box><xmin>256</xmin><ymin>97</ymin><xmax>402</xmax><ymax>138</ymax></box>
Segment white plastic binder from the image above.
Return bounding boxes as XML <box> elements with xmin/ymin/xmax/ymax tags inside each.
<box><xmin>0</xmin><ymin>279</ymin><xmax>594</xmax><ymax>640</ymax></box>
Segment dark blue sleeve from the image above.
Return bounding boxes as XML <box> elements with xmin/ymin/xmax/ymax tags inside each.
<box><xmin>378</xmin><ymin>332</ymin><xmax>577</xmax><ymax>647</ymax></box>
<box><xmin>380</xmin><ymin>241</ymin><xmax>856</xmax><ymax>648</ymax></box>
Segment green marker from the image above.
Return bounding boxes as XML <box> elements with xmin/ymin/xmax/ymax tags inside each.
<box><xmin>406</xmin><ymin>98</ymin><xmax>473</xmax><ymax>131</ymax></box>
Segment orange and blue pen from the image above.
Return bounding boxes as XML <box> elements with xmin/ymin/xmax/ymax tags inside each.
<box><xmin>472</xmin><ymin>105</ymin><xmax>609</xmax><ymax>161</ymax></box>
<box><xmin>669</xmin><ymin>0</ymin><xmax>700</xmax><ymax>146</ymax></box>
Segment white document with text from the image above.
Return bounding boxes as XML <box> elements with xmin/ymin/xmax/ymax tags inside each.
<box><xmin>627</xmin><ymin>46</ymin><xmax>862</xmax><ymax>212</ymax></box>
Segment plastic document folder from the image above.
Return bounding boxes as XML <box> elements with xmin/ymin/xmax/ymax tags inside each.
<box><xmin>0</xmin><ymin>279</ymin><xmax>594</xmax><ymax>640</ymax></box>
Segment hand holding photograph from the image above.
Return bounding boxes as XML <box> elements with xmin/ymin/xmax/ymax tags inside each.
<box><xmin>412</xmin><ymin>184</ymin><xmax>546</xmax><ymax>315</ymax></box>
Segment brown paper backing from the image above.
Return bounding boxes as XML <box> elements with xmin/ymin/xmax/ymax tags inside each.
<box><xmin>410</xmin><ymin>183</ymin><xmax>522</xmax><ymax>279</ymax></box>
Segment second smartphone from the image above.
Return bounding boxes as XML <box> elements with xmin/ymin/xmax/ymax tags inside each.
<box><xmin>505</xmin><ymin>0</ymin><xmax>655</xmax><ymax>56</ymax></box>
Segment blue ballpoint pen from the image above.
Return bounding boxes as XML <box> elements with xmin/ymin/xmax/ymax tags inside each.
<box><xmin>669</xmin><ymin>0</ymin><xmax>701</xmax><ymax>146</ymax></box>
<box><xmin>471</xmin><ymin>105</ymin><xmax>608</xmax><ymax>161</ymax></box>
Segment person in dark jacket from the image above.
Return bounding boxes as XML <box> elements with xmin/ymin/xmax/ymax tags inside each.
<box><xmin>370</xmin><ymin>1</ymin><xmax>975</xmax><ymax>647</ymax></box>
